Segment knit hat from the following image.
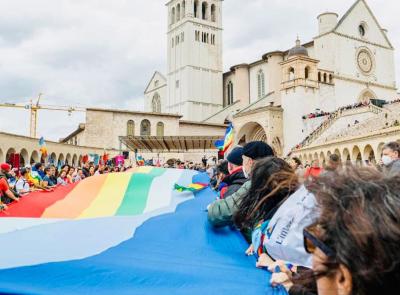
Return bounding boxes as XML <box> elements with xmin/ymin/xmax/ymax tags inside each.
<box><xmin>243</xmin><ymin>141</ymin><xmax>274</xmax><ymax>160</ymax></box>
<box><xmin>0</xmin><ymin>163</ymin><xmax>11</xmax><ymax>172</ymax></box>
<box><xmin>227</xmin><ymin>147</ymin><xmax>244</xmax><ymax>166</ymax></box>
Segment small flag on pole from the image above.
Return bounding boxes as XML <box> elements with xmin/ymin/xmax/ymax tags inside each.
<box><xmin>214</xmin><ymin>123</ymin><xmax>234</xmax><ymax>153</ymax></box>
<box><xmin>39</xmin><ymin>137</ymin><xmax>48</xmax><ymax>158</ymax></box>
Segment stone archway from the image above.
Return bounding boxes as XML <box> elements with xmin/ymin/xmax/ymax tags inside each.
<box><xmin>66</xmin><ymin>153</ymin><xmax>72</xmax><ymax>165</ymax></box>
<box><xmin>342</xmin><ymin>148</ymin><xmax>351</xmax><ymax>163</ymax></box>
<box><xmin>377</xmin><ymin>142</ymin><xmax>385</xmax><ymax>160</ymax></box>
<box><xmin>30</xmin><ymin>150</ymin><xmax>40</xmax><ymax>165</ymax></box>
<box><xmin>333</xmin><ymin>148</ymin><xmax>341</xmax><ymax>160</ymax></box>
<box><xmin>72</xmin><ymin>154</ymin><xmax>78</xmax><ymax>167</ymax></box>
<box><xmin>363</xmin><ymin>145</ymin><xmax>376</xmax><ymax>165</ymax></box>
<box><xmin>236</xmin><ymin>122</ymin><xmax>267</xmax><ymax>144</ymax></box>
<box><xmin>50</xmin><ymin>153</ymin><xmax>57</xmax><ymax>165</ymax></box>
<box><xmin>20</xmin><ymin>149</ymin><xmax>29</xmax><ymax>167</ymax></box>
<box><xmin>6</xmin><ymin>148</ymin><xmax>16</xmax><ymax>165</ymax></box>
<box><xmin>58</xmin><ymin>154</ymin><xmax>65</xmax><ymax>167</ymax></box>
<box><xmin>352</xmin><ymin>146</ymin><xmax>362</xmax><ymax>166</ymax></box>
<box><xmin>358</xmin><ymin>89</ymin><xmax>376</xmax><ymax>104</ymax></box>
<box><xmin>0</xmin><ymin>148</ymin><xmax>3</xmax><ymax>163</ymax></box>
<box><xmin>78</xmin><ymin>155</ymin><xmax>83</xmax><ymax>166</ymax></box>
<box><xmin>319</xmin><ymin>152</ymin><xmax>326</xmax><ymax>167</ymax></box>
<box><xmin>326</xmin><ymin>151</ymin><xmax>332</xmax><ymax>159</ymax></box>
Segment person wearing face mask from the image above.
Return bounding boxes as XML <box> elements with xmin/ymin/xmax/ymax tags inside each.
<box><xmin>207</xmin><ymin>141</ymin><xmax>275</xmax><ymax>228</ymax></box>
<box><xmin>381</xmin><ymin>142</ymin><xmax>400</xmax><ymax>176</ymax></box>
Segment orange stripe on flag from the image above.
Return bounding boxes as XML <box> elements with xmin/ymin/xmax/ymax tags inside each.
<box><xmin>42</xmin><ymin>174</ymin><xmax>108</xmax><ymax>219</ymax></box>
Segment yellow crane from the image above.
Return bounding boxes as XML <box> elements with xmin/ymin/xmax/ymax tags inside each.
<box><xmin>0</xmin><ymin>93</ymin><xmax>86</xmax><ymax>138</ymax></box>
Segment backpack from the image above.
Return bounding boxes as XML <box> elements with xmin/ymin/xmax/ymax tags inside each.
<box><xmin>262</xmin><ymin>185</ymin><xmax>319</xmax><ymax>268</ymax></box>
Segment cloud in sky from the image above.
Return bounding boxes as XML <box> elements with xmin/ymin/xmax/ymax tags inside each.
<box><xmin>0</xmin><ymin>0</ymin><xmax>398</xmax><ymax>141</ymax></box>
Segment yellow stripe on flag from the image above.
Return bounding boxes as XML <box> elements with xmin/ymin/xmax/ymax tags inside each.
<box><xmin>77</xmin><ymin>172</ymin><xmax>133</xmax><ymax>219</ymax></box>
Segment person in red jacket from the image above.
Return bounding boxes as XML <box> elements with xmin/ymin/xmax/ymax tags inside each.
<box><xmin>219</xmin><ymin>147</ymin><xmax>247</xmax><ymax>199</ymax></box>
<box><xmin>304</xmin><ymin>159</ymin><xmax>323</xmax><ymax>179</ymax></box>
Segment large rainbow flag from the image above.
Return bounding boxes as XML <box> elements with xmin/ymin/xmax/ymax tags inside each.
<box><xmin>0</xmin><ymin>167</ymin><xmax>285</xmax><ymax>294</ymax></box>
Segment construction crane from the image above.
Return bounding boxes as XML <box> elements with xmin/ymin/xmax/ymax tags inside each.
<box><xmin>0</xmin><ymin>93</ymin><xmax>86</xmax><ymax>138</ymax></box>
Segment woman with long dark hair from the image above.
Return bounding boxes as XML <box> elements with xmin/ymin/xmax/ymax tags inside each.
<box><xmin>233</xmin><ymin>157</ymin><xmax>299</xmax><ymax>254</ymax></box>
<box><xmin>234</xmin><ymin>157</ymin><xmax>299</xmax><ymax>231</ymax></box>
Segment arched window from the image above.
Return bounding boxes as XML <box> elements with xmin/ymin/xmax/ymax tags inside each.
<box><xmin>140</xmin><ymin>120</ymin><xmax>151</xmax><ymax>136</ymax></box>
<box><xmin>194</xmin><ymin>0</ymin><xmax>199</xmax><ymax>18</ymax></box>
<box><xmin>323</xmin><ymin>73</ymin><xmax>327</xmax><ymax>83</ymax></box>
<box><xmin>211</xmin><ymin>4</ymin><xmax>216</xmax><ymax>22</ymax></box>
<box><xmin>329</xmin><ymin>74</ymin><xmax>333</xmax><ymax>84</ymax></box>
<box><xmin>152</xmin><ymin>93</ymin><xmax>161</xmax><ymax>113</ymax></box>
<box><xmin>127</xmin><ymin>120</ymin><xmax>135</xmax><ymax>136</ymax></box>
<box><xmin>176</xmin><ymin>4</ymin><xmax>181</xmax><ymax>22</ymax></box>
<box><xmin>289</xmin><ymin>67</ymin><xmax>295</xmax><ymax>80</ymax></box>
<box><xmin>157</xmin><ymin>122</ymin><xmax>164</xmax><ymax>137</ymax></box>
<box><xmin>182</xmin><ymin>1</ymin><xmax>186</xmax><ymax>19</ymax></box>
<box><xmin>318</xmin><ymin>72</ymin><xmax>321</xmax><ymax>82</ymax></box>
<box><xmin>227</xmin><ymin>81</ymin><xmax>234</xmax><ymax>105</ymax></box>
<box><xmin>171</xmin><ymin>7</ymin><xmax>175</xmax><ymax>24</ymax></box>
<box><xmin>257</xmin><ymin>70</ymin><xmax>265</xmax><ymax>99</ymax></box>
<box><xmin>305</xmin><ymin>67</ymin><xmax>309</xmax><ymax>79</ymax></box>
<box><xmin>202</xmin><ymin>2</ymin><xmax>208</xmax><ymax>20</ymax></box>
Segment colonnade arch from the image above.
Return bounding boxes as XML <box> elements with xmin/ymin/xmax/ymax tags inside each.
<box><xmin>30</xmin><ymin>150</ymin><xmax>40</xmax><ymax>164</ymax></box>
<box><xmin>363</xmin><ymin>145</ymin><xmax>376</xmax><ymax>165</ymax></box>
<box><xmin>66</xmin><ymin>153</ymin><xmax>72</xmax><ymax>165</ymax></box>
<box><xmin>5</xmin><ymin>148</ymin><xmax>16</xmax><ymax>164</ymax></box>
<box><xmin>342</xmin><ymin>148</ymin><xmax>351</xmax><ymax>163</ymax></box>
<box><xmin>352</xmin><ymin>146</ymin><xmax>362</xmax><ymax>165</ymax></box>
<box><xmin>20</xmin><ymin>149</ymin><xmax>29</xmax><ymax>167</ymax></box>
<box><xmin>236</xmin><ymin>122</ymin><xmax>267</xmax><ymax>145</ymax></box>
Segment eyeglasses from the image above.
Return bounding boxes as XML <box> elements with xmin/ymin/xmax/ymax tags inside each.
<box><xmin>303</xmin><ymin>224</ymin><xmax>335</xmax><ymax>258</ymax></box>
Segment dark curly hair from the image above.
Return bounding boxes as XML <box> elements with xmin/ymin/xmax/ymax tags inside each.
<box><xmin>305</xmin><ymin>166</ymin><xmax>400</xmax><ymax>294</ymax></box>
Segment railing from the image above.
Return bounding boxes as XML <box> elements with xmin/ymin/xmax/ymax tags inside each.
<box><xmin>296</xmin><ymin>103</ymin><xmax>389</xmax><ymax>149</ymax></box>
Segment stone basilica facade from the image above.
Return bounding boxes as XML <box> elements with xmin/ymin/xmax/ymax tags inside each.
<box><xmin>63</xmin><ymin>0</ymin><xmax>398</xmax><ymax>164</ymax></box>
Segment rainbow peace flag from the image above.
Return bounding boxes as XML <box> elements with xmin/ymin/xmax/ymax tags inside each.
<box><xmin>215</xmin><ymin>123</ymin><xmax>234</xmax><ymax>152</ymax></box>
<box><xmin>174</xmin><ymin>182</ymin><xmax>208</xmax><ymax>193</ymax></box>
<box><xmin>1</xmin><ymin>167</ymin><xmax>182</xmax><ymax>220</ymax></box>
<box><xmin>0</xmin><ymin>167</ymin><xmax>279</xmax><ymax>294</ymax></box>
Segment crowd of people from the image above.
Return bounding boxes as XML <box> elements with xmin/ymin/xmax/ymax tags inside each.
<box><xmin>302</xmin><ymin>111</ymin><xmax>330</xmax><ymax>120</ymax></box>
<box><xmin>0</xmin><ymin>162</ymin><xmax>128</xmax><ymax>210</ymax></box>
<box><xmin>207</xmin><ymin>140</ymin><xmax>400</xmax><ymax>295</ymax></box>
<box><xmin>1</xmin><ymin>140</ymin><xmax>400</xmax><ymax>294</ymax></box>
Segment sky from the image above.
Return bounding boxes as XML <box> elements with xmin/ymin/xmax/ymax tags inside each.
<box><xmin>0</xmin><ymin>0</ymin><xmax>399</xmax><ymax>141</ymax></box>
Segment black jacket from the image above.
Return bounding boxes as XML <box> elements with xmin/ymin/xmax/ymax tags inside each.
<box><xmin>82</xmin><ymin>167</ymin><xmax>90</xmax><ymax>178</ymax></box>
<box><xmin>221</xmin><ymin>169</ymin><xmax>247</xmax><ymax>199</ymax></box>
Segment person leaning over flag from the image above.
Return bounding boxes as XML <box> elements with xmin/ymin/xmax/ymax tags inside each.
<box><xmin>207</xmin><ymin>141</ymin><xmax>275</xmax><ymax>228</ymax></box>
<box><xmin>0</xmin><ymin>163</ymin><xmax>20</xmax><ymax>209</ymax></box>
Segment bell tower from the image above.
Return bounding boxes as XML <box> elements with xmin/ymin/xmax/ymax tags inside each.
<box><xmin>166</xmin><ymin>0</ymin><xmax>223</xmax><ymax>121</ymax></box>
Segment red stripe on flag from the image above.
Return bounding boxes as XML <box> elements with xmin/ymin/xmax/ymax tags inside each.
<box><xmin>0</xmin><ymin>184</ymin><xmax>77</xmax><ymax>218</ymax></box>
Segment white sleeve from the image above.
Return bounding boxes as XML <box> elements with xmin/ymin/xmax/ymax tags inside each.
<box><xmin>15</xmin><ymin>179</ymin><xmax>24</xmax><ymax>192</ymax></box>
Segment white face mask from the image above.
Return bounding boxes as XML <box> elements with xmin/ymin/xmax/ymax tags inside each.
<box><xmin>382</xmin><ymin>155</ymin><xmax>394</xmax><ymax>166</ymax></box>
<box><xmin>243</xmin><ymin>166</ymin><xmax>249</xmax><ymax>179</ymax></box>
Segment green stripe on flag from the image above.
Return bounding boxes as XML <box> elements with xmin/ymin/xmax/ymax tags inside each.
<box><xmin>116</xmin><ymin>168</ymin><xmax>166</xmax><ymax>216</ymax></box>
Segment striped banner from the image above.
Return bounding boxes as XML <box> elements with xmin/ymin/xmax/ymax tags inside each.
<box><xmin>1</xmin><ymin>167</ymin><xmax>172</xmax><ymax>220</ymax></box>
